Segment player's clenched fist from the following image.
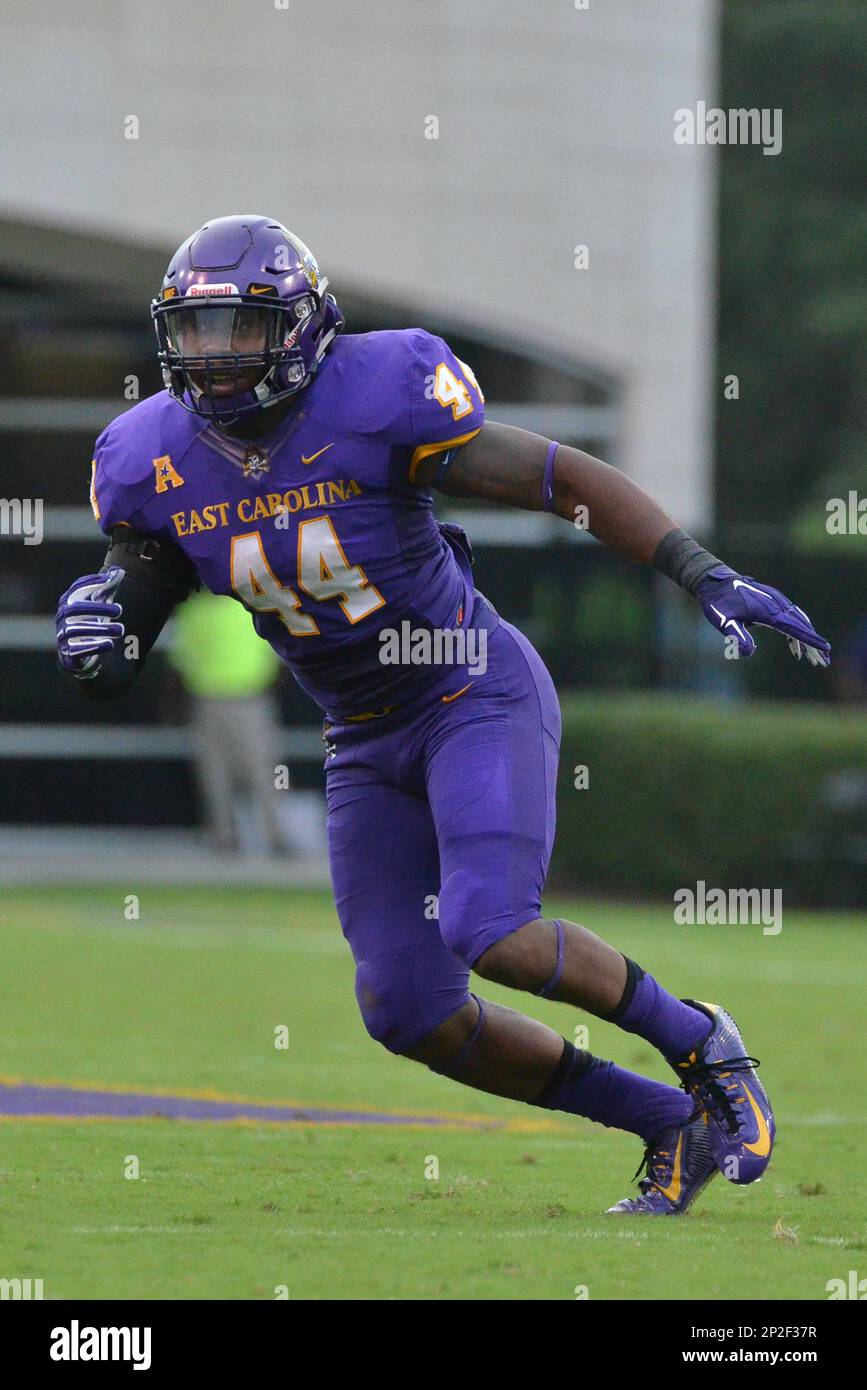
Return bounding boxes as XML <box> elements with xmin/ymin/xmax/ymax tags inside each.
<box><xmin>55</xmin><ymin>567</ymin><xmax>125</xmax><ymax>678</ymax></box>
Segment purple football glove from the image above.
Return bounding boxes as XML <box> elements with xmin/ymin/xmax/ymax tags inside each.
<box><xmin>694</xmin><ymin>565</ymin><xmax>830</xmax><ymax>665</ymax></box>
<box><xmin>56</xmin><ymin>567</ymin><xmax>125</xmax><ymax>677</ymax></box>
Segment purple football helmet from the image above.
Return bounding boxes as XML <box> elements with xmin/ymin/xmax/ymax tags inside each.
<box><xmin>151</xmin><ymin>214</ymin><xmax>343</xmax><ymax>423</ymax></box>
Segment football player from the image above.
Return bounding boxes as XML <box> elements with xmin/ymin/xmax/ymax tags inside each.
<box><xmin>56</xmin><ymin>216</ymin><xmax>829</xmax><ymax>1214</ymax></box>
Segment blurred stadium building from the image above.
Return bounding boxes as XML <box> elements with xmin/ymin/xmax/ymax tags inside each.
<box><xmin>0</xmin><ymin>0</ymin><xmax>718</xmax><ymax>881</ymax></box>
<box><xmin>2</xmin><ymin>1</ymin><xmax>863</xmax><ymax>902</ymax></box>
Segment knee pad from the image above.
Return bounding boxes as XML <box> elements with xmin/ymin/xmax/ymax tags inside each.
<box><xmin>436</xmin><ymin>866</ymin><xmax>502</xmax><ymax>963</ymax></box>
<box><xmin>438</xmin><ymin>869</ymin><xmax>543</xmax><ymax>968</ymax></box>
<box><xmin>354</xmin><ymin>956</ymin><xmax>470</xmax><ymax>1056</ymax></box>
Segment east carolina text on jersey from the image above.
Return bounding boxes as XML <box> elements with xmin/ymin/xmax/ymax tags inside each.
<box><xmin>168</xmin><ymin>480</ymin><xmax>364</xmax><ymax>536</ymax></box>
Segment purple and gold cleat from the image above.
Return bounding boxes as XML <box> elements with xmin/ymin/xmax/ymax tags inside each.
<box><xmin>671</xmin><ymin>1001</ymin><xmax>775</xmax><ymax>1185</ymax></box>
<box><xmin>606</xmin><ymin>1111</ymin><xmax>717</xmax><ymax>1215</ymax></box>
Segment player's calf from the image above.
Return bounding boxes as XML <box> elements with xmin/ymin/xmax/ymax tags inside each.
<box><xmin>474</xmin><ymin>918</ymin><xmax>714</xmax><ymax>1064</ymax></box>
<box><xmin>473</xmin><ymin>916</ymin><xmax>627</xmax><ymax>1012</ymax></box>
<box><xmin>402</xmin><ymin>1000</ymin><xmax>480</xmax><ymax>1070</ymax></box>
<box><xmin>405</xmin><ymin>997</ymin><xmax>566</xmax><ymax>1101</ymax></box>
<box><xmin>402</xmin><ymin>998</ymin><xmax>693</xmax><ymax>1153</ymax></box>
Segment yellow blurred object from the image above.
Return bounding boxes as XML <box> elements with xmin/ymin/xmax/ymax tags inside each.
<box><xmin>167</xmin><ymin>591</ymin><xmax>279</xmax><ymax>699</ymax></box>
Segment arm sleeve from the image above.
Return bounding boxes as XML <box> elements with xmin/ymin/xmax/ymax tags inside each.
<box><xmin>72</xmin><ymin>526</ymin><xmax>198</xmax><ymax>702</ymax></box>
<box><xmin>405</xmin><ymin>331</ymin><xmax>486</xmax><ymax>484</ymax></box>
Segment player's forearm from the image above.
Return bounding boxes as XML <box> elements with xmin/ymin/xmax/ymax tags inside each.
<box><xmin>537</xmin><ymin>439</ymin><xmax>724</xmax><ymax>587</ymax></box>
<box><xmin>548</xmin><ymin>443</ymin><xmax>677</xmax><ymax>565</ymax></box>
<box><xmin>68</xmin><ymin>642</ymin><xmax>136</xmax><ymax>701</ymax></box>
<box><xmin>437</xmin><ymin>421</ymin><xmax>678</xmax><ymax>566</ymax></box>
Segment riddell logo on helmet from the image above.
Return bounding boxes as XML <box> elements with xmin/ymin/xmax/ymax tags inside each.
<box><xmin>186</xmin><ymin>282</ymin><xmax>240</xmax><ymax>298</ymax></box>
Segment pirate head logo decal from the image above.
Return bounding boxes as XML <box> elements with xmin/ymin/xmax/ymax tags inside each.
<box><xmin>242</xmin><ymin>447</ymin><xmax>270</xmax><ymax>479</ymax></box>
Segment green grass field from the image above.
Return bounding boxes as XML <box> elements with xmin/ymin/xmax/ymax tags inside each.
<box><xmin>0</xmin><ymin>886</ymin><xmax>863</xmax><ymax>1300</ymax></box>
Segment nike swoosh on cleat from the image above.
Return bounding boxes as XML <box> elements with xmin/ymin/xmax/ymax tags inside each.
<box><xmin>742</xmin><ymin>1084</ymin><xmax>772</xmax><ymax>1158</ymax></box>
<box><xmin>655</xmin><ymin>1133</ymin><xmax>683</xmax><ymax>1204</ymax></box>
<box><xmin>301</xmin><ymin>444</ymin><xmax>335</xmax><ymax>465</ymax></box>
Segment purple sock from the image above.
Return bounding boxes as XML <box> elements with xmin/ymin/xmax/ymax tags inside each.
<box><xmin>607</xmin><ymin>959</ymin><xmax>712</xmax><ymax>1061</ymax></box>
<box><xmin>533</xmin><ymin>1043</ymin><xmax>692</xmax><ymax>1142</ymax></box>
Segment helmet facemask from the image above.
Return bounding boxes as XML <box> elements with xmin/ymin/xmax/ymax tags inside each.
<box><xmin>152</xmin><ymin>290</ymin><xmax>322</xmax><ymax>424</ymax></box>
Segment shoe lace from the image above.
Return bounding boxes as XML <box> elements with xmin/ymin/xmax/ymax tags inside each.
<box><xmin>632</xmin><ymin>1109</ymin><xmax>701</xmax><ymax>1191</ymax></box>
<box><xmin>633</xmin><ymin>1144</ymin><xmax>666</xmax><ymax>1192</ymax></box>
<box><xmin>683</xmin><ymin>1054</ymin><xmax>761</xmax><ymax>1136</ymax></box>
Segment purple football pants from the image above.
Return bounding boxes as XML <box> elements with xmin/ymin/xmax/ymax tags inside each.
<box><xmin>324</xmin><ymin>616</ymin><xmax>562</xmax><ymax>1054</ymax></box>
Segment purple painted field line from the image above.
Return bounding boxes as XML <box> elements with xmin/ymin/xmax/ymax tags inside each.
<box><xmin>0</xmin><ymin>1082</ymin><xmax>502</xmax><ymax>1129</ymax></box>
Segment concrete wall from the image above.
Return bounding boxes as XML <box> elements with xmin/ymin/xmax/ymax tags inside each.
<box><xmin>0</xmin><ymin>0</ymin><xmax>718</xmax><ymax>526</ymax></box>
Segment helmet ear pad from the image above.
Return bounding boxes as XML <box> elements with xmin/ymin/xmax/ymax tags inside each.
<box><xmin>274</xmin><ymin>292</ymin><xmax>344</xmax><ymax>393</ymax></box>
<box><xmin>312</xmin><ymin>293</ymin><xmax>344</xmax><ymax>359</ymax></box>
<box><xmin>321</xmin><ymin>293</ymin><xmax>344</xmax><ymax>339</ymax></box>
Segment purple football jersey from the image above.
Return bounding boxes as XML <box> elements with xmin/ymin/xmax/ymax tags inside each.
<box><xmin>90</xmin><ymin>329</ymin><xmax>491</xmax><ymax>716</ymax></box>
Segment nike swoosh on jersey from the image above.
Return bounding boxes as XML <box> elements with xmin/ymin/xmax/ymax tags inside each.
<box><xmin>441</xmin><ymin>683</ymin><xmax>473</xmax><ymax>704</ymax></box>
<box><xmin>301</xmin><ymin>443</ymin><xmax>336</xmax><ymax>465</ymax></box>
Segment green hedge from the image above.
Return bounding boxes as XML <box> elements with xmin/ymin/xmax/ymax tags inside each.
<box><xmin>551</xmin><ymin>694</ymin><xmax>867</xmax><ymax>904</ymax></box>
